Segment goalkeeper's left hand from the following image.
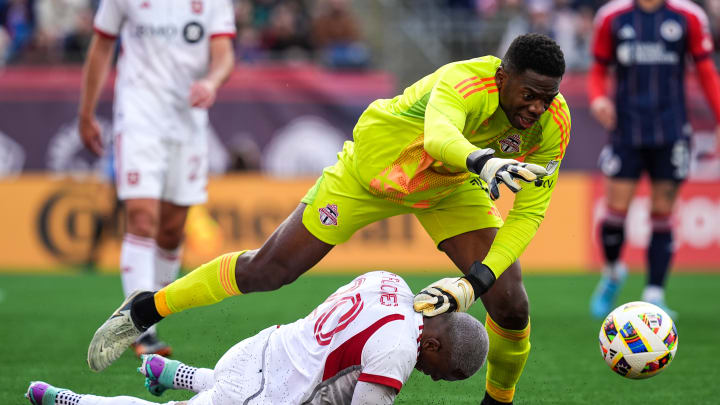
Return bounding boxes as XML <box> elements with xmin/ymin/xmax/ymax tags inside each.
<box><xmin>413</xmin><ymin>262</ymin><xmax>497</xmax><ymax>317</ymax></box>
<box><xmin>466</xmin><ymin>149</ymin><xmax>547</xmax><ymax>200</ymax></box>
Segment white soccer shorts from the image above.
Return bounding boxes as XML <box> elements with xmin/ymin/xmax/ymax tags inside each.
<box><xmin>114</xmin><ymin>131</ymin><xmax>208</xmax><ymax>206</ymax></box>
<box><xmin>186</xmin><ymin>326</ymin><xmax>276</xmax><ymax>405</ymax></box>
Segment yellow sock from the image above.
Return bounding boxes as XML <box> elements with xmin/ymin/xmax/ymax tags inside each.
<box><xmin>154</xmin><ymin>251</ymin><xmax>246</xmax><ymax>317</ymax></box>
<box><xmin>485</xmin><ymin>314</ymin><xmax>531</xmax><ymax>403</ymax></box>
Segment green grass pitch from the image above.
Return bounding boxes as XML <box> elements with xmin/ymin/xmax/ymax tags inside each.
<box><xmin>1</xmin><ymin>271</ymin><xmax>718</xmax><ymax>404</ymax></box>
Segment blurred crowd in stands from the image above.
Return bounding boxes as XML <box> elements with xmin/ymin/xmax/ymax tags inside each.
<box><xmin>1</xmin><ymin>0</ymin><xmax>719</xmax><ymax>69</ymax></box>
<box><xmin>0</xmin><ymin>0</ymin><xmax>370</xmax><ymax>68</ymax></box>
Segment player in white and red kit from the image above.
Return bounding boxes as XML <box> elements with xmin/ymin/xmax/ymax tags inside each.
<box><xmin>26</xmin><ymin>271</ymin><xmax>488</xmax><ymax>405</ymax></box>
<box><xmin>78</xmin><ymin>0</ymin><xmax>235</xmax><ymax>355</ymax></box>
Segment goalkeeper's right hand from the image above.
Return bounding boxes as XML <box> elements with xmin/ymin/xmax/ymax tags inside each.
<box><xmin>466</xmin><ymin>149</ymin><xmax>547</xmax><ymax>200</ymax></box>
<box><xmin>413</xmin><ymin>262</ymin><xmax>497</xmax><ymax>317</ymax></box>
<box><xmin>413</xmin><ymin>277</ymin><xmax>475</xmax><ymax>317</ymax></box>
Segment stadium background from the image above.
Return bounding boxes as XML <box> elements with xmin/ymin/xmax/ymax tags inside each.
<box><xmin>1</xmin><ymin>0</ymin><xmax>719</xmax><ymax>403</ymax></box>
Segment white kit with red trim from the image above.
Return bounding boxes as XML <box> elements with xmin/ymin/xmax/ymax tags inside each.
<box><xmin>94</xmin><ymin>0</ymin><xmax>236</xmax><ymax>142</ymax></box>
<box><xmin>252</xmin><ymin>271</ymin><xmax>423</xmax><ymax>404</ymax></box>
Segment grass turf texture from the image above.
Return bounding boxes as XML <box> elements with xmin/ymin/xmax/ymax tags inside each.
<box><xmin>1</xmin><ymin>272</ymin><xmax>718</xmax><ymax>404</ymax></box>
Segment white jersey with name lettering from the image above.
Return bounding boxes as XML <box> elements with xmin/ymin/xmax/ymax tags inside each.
<box><xmin>93</xmin><ymin>0</ymin><xmax>235</xmax><ymax>141</ymax></box>
<box><xmin>205</xmin><ymin>271</ymin><xmax>423</xmax><ymax>405</ymax></box>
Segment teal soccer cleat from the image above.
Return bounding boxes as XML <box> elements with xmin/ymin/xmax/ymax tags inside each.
<box><xmin>25</xmin><ymin>381</ymin><xmax>64</xmax><ymax>405</ymax></box>
<box><xmin>138</xmin><ymin>354</ymin><xmax>181</xmax><ymax>396</ymax></box>
<box><xmin>590</xmin><ymin>262</ymin><xmax>627</xmax><ymax>319</ymax></box>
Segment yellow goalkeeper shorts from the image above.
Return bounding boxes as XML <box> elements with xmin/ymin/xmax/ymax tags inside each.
<box><xmin>300</xmin><ymin>144</ymin><xmax>504</xmax><ymax>246</ymax></box>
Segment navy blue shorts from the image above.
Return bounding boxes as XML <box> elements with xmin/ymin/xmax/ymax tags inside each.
<box><xmin>598</xmin><ymin>139</ymin><xmax>690</xmax><ymax>182</ymax></box>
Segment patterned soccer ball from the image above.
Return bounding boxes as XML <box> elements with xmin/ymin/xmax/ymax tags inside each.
<box><xmin>598</xmin><ymin>301</ymin><xmax>678</xmax><ymax>379</ymax></box>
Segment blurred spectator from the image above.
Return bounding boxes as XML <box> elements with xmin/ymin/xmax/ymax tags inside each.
<box><xmin>496</xmin><ymin>0</ymin><xmax>593</xmax><ymax>70</ymax></box>
<box><xmin>553</xmin><ymin>0</ymin><xmax>593</xmax><ymax>70</ymax></box>
<box><xmin>0</xmin><ymin>0</ymin><xmax>35</xmax><ymax>63</ymax></box>
<box><xmin>34</xmin><ymin>0</ymin><xmax>92</xmax><ymax>62</ymax></box>
<box><xmin>260</xmin><ymin>1</ymin><xmax>312</xmax><ymax>62</ymax></box>
<box><xmin>310</xmin><ymin>0</ymin><xmax>369</xmax><ymax>69</ymax></box>
<box><xmin>496</xmin><ymin>0</ymin><xmax>554</xmax><ymax>57</ymax></box>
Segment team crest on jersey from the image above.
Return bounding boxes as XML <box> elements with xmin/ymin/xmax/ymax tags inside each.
<box><xmin>191</xmin><ymin>0</ymin><xmax>203</xmax><ymax>14</ymax></box>
<box><xmin>499</xmin><ymin>134</ymin><xmax>522</xmax><ymax>153</ymax></box>
<box><xmin>319</xmin><ymin>204</ymin><xmax>339</xmax><ymax>226</ymax></box>
<box><xmin>660</xmin><ymin>20</ymin><xmax>682</xmax><ymax>42</ymax></box>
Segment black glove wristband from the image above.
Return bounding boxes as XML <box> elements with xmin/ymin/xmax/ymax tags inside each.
<box><xmin>466</xmin><ymin>149</ymin><xmax>494</xmax><ymax>175</ymax></box>
<box><xmin>463</xmin><ymin>261</ymin><xmax>497</xmax><ymax>299</ymax></box>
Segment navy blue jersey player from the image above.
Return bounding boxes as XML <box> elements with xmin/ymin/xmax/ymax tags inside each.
<box><xmin>588</xmin><ymin>0</ymin><xmax>720</xmax><ymax>318</ymax></box>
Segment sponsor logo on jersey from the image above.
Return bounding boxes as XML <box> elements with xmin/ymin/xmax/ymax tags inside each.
<box><xmin>139</xmin><ymin>0</ymin><xmax>150</xmax><ymax>9</ymax></box>
<box><xmin>133</xmin><ymin>24</ymin><xmax>178</xmax><ymax>38</ymax></box>
<box><xmin>183</xmin><ymin>21</ymin><xmax>205</xmax><ymax>43</ymax></box>
<box><xmin>660</xmin><ymin>20</ymin><xmax>682</xmax><ymax>42</ymax></box>
<box><xmin>616</xmin><ymin>42</ymin><xmax>679</xmax><ymax>65</ymax></box>
<box><xmin>499</xmin><ymin>133</ymin><xmax>522</xmax><ymax>153</ymax></box>
<box><xmin>319</xmin><ymin>203</ymin><xmax>339</xmax><ymax>226</ymax></box>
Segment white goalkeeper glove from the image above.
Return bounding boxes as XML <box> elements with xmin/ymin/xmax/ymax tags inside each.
<box><xmin>467</xmin><ymin>149</ymin><xmax>547</xmax><ymax>200</ymax></box>
<box><xmin>413</xmin><ymin>262</ymin><xmax>497</xmax><ymax>317</ymax></box>
<box><xmin>413</xmin><ymin>278</ymin><xmax>475</xmax><ymax>317</ymax></box>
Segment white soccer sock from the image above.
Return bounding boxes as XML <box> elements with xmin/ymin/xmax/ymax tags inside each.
<box><xmin>78</xmin><ymin>395</ymin><xmax>165</xmax><ymax>405</ymax></box>
<box><xmin>120</xmin><ymin>234</ymin><xmax>156</xmax><ymax>298</ymax></box>
<box><xmin>173</xmin><ymin>364</ymin><xmax>214</xmax><ymax>392</ymax></box>
<box><xmin>642</xmin><ymin>285</ymin><xmax>665</xmax><ymax>303</ymax></box>
<box><xmin>154</xmin><ymin>245</ymin><xmax>182</xmax><ymax>291</ymax></box>
<box><xmin>55</xmin><ymin>391</ymin><xmax>161</xmax><ymax>405</ymax></box>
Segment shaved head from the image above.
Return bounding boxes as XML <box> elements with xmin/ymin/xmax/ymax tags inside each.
<box><xmin>416</xmin><ymin>312</ymin><xmax>489</xmax><ymax>381</ymax></box>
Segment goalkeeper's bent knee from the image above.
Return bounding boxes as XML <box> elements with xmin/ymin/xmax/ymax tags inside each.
<box><xmin>154</xmin><ymin>251</ymin><xmax>247</xmax><ymax>317</ymax></box>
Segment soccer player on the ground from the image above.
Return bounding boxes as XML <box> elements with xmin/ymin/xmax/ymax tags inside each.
<box><xmin>88</xmin><ymin>33</ymin><xmax>571</xmax><ymax>405</ymax></box>
<box><xmin>78</xmin><ymin>0</ymin><xmax>236</xmax><ymax>355</ymax></box>
<box><xmin>588</xmin><ymin>0</ymin><xmax>720</xmax><ymax>319</ymax></box>
<box><xmin>27</xmin><ymin>271</ymin><xmax>489</xmax><ymax>405</ymax></box>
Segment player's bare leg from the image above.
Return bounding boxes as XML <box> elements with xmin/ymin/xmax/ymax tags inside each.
<box><xmin>591</xmin><ymin>178</ymin><xmax>636</xmax><ymax>318</ymax></box>
<box><xmin>440</xmin><ymin>228</ymin><xmax>528</xmax><ymax>404</ymax></box>
<box><xmin>89</xmin><ymin>203</ymin><xmax>333</xmax><ymax>371</ymax></box>
<box><xmin>644</xmin><ymin>180</ymin><xmax>680</xmax><ymax>317</ymax></box>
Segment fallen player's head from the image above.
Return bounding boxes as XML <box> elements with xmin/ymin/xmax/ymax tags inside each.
<box><xmin>496</xmin><ymin>33</ymin><xmax>565</xmax><ymax>130</ymax></box>
<box><xmin>415</xmin><ymin>312</ymin><xmax>488</xmax><ymax>381</ymax></box>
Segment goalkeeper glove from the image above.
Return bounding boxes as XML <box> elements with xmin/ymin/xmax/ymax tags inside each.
<box><xmin>466</xmin><ymin>149</ymin><xmax>547</xmax><ymax>200</ymax></box>
<box><xmin>413</xmin><ymin>262</ymin><xmax>497</xmax><ymax>317</ymax></box>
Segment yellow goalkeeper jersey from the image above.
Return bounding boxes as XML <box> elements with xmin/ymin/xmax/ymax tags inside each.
<box><xmin>347</xmin><ymin>55</ymin><xmax>571</xmax><ymax>274</ymax></box>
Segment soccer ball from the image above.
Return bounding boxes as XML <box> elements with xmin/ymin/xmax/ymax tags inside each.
<box><xmin>598</xmin><ymin>301</ymin><xmax>678</xmax><ymax>379</ymax></box>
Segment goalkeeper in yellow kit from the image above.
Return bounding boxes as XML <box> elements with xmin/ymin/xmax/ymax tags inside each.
<box><xmin>88</xmin><ymin>33</ymin><xmax>570</xmax><ymax>405</ymax></box>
